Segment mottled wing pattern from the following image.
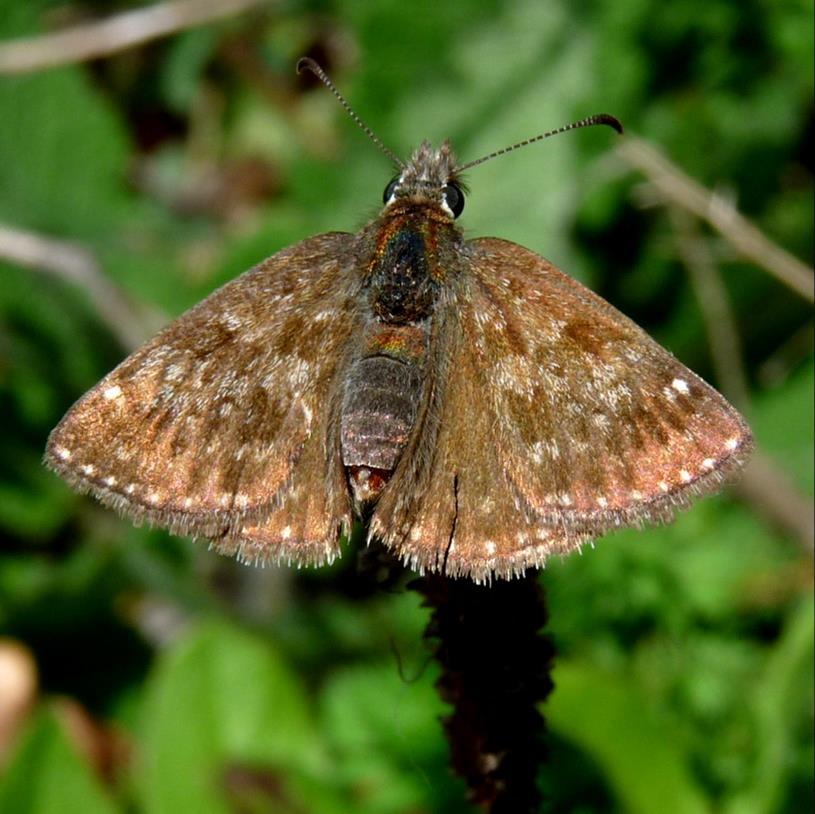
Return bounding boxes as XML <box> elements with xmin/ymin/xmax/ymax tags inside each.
<box><xmin>219</xmin><ymin>389</ymin><xmax>351</xmax><ymax>568</ymax></box>
<box><xmin>470</xmin><ymin>239</ymin><xmax>752</xmax><ymax>524</ymax></box>
<box><xmin>46</xmin><ymin>233</ymin><xmax>360</xmax><ymax>562</ymax></box>
<box><xmin>372</xmin><ymin>238</ymin><xmax>752</xmax><ymax>582</ymax></box>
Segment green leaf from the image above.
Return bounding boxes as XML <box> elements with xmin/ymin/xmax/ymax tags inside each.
<box><xmin>320</xmin><ymin>662</ymin><xmax>460</xmax><ymax>814</ymax></box>
<box><xmin>0</xmin><ymin>70</ymin><xmax>132</xmax><ymax>237</ymax></box>
<box><xmin>0</xmin><ymin>709</ymin><xmax>119</xmax><ymax>814</ymax></box>
<box><xmin>139</xmin><ymin>621</ymin><xmax>326</xmax><ymax>814</ymax></box>
<box><xmin>547</xmin><ymin>660</ymin><xmax>711</xmax><ymax>814</ymax></box>
<box><xmin>724</xmin><ymin>596</ymin><xmax>815</xmax><ymax>814</ymax></box>
<box><xmin>751</xmin><ymin>361</ymin><xmax>814</xmax><ymax>495</ymax></box>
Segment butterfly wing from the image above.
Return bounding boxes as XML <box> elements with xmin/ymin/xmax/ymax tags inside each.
<box><xmin>371</xmin><ymin>238</ymin><xmax>752</xmax><ymax>581</ymax></box>
<box><xmin>46</xmin><ymin>233</ymin><xmax>360</xmax><ymax>561</ymax></box>
<box><xmin>217</xmin><ymin>383</ymin><xmax>352</xmax><ymax>567</ymax></box>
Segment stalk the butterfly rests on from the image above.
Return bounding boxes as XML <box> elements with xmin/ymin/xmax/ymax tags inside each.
<box><xmin>45</xmin><ymin>59</ymin><xmax>753</xmax><ymax>584</ymax></box>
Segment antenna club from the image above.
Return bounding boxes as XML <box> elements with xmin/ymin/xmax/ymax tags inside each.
<box><xmin>297</xmin><ymin>57</ymin><xmax>322</xmax><ymax>79</ymax></box>
<box><xmin>593</xmin><ymin>113</ymin><xmax>624</xmax><ymax>134</ymax></box>
<box><xmin>457</xmin><ymin>113</ymin><xmax>625</xmax><ymax>172</ymax></box>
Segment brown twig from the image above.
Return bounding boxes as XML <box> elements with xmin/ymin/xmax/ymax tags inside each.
<box><xmin>669</xmin><ymin>207</ymin><xmax>751</xmax><ymax>410</ymax></box>
<box><xmin>618</xmin><ymin>137</ymin><xmax>814</xmax><ymax>302</ymax></box>
<box><xmin>738</xmin><ymin>451</ymin><xmax>815</xmax><ymax>554</ymax></box>
<box><xmin>758</xmin><ymin>321</ymin><xmax>815</xmax><ymax>388</ymax></box>
<box><xmin>0</xmin><ymin>223</ymin><xmax>160</xmax><ymax>350</ymax></box>
<box><xmin>0</xmin><ymin>0</ymin><xmax>270</xmax><ymax>75</ymax></box>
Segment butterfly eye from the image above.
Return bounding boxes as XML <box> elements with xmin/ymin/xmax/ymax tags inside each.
<box><xmin>442</xmin><ymin>182</ymin><xmax>465</xmax><ymax>218</ymax></box>
<box><xmin>383</xmin><ymin>177</ymin><xmax>400</xmax><ymax>204</ymax></box>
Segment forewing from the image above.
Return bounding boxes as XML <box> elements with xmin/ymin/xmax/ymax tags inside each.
<box><xmin>467</xmin><ymin>238</ymin><xmax>752</xmax><ymax>528</ymax></box>
<box><xmin>371</xmin><ymin>238</ymin><xmax>751</xmax><ymax>581</ymax></box>
<box><xmin>46</xmin><ymin>233</ymin><xmax>360</xmax><ymax>547</ymax></box>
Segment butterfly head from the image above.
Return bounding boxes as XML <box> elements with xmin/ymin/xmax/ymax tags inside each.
<box><xmin>382</xmin><ymin>141</ymin><xmax>466</xmax><ymax>220</ymax></box>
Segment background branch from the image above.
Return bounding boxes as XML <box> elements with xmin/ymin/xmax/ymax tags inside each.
<box><xmin>0</xmin><ymin>0</ymin><xmax>270</xmax><ymax>74</ymax></box>
<box><xmin>738</xmin><ymin>452</ymin><xmax>815</xmax><ymax>554</ymax></box>
<box><xmin>0</xmin><ymin>223</ymin><xmax>160</xmax><ymax>350</ymax></box>
<box><xmin>670</xmin><ymin>207</ymin><xmax>751</xmax><ymax>409</ymax></box>
<box><xmin>618</xmin><ymin>137</ymin><xmax>814</xmax><ymax>303</ymax></box>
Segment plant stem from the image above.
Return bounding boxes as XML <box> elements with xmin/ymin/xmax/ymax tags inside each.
<box><xmin>412</xmin><ymin>573</ymin><xmax>554</xmax><ymax>813</ymax></box>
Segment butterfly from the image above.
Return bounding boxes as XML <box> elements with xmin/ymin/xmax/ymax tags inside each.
<box><xmin>45</xmin><ymin>59</ymin><xmax>752</xmax><ymax>583</ymax></box>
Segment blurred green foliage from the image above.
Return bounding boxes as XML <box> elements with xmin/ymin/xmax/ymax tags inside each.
<box><xmin>0</xmin><ymin>0</ymin><xmax>812</xmax><ymax>812</ymax></box>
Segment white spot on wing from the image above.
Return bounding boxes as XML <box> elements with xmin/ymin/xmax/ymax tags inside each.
<box><xmin>281</xmin><ymin>525</ymin><xmax>292</xmax><ymax>540</ymax></box>
<box><xmin>103</xmin><ymin>385</ymin><xmax>123</xmax><ymax>400</ymax></box>
<box><xmin>221</xmin><ymin>312</ymin><xmax>243</xmax><ymax>331</ymax></box>
<box><xmin>165</xmin><ymin>364</ymin><xmax>184</xmax><ymax>382</ymax></box>
<box><xmin>702</xmin><ymin>458</ymin><xmax>715</xmax><ymax>470</ymax></box>
<box><xmin>596</xmin><ymin>496</ymin><xmax>608</xmax><ymax>508</ymax></box>
<box><xmin>55</xmin><ymin>446</ymin><xmax>72</xmax><ymax>460</ymax></box>
<box><xmin>725</xmin><ymin>437</ymin><xmax>739</xmax><ymax>451</ymax></box>
<box><xmin>81</xmin><ymin>464</ymin><xmax>95</xmax><ymax>476</ymax></box>
<box><xmin>671</xmin><ymin>378</ymin><xmax>690</xmax><ymax>394</ymax></box>
<box><xmin>680</xmin><ymin>469</ymin><xmax>692</xmax><ymax>483</ymax></box>
<box><xmin>485</xmin><ymin>541</ymin><xmax>497</xmax><ymax>555</ymax></box>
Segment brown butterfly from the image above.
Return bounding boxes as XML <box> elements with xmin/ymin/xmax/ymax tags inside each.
<box><xmin>45</xmin><ymin>59</ymin><xmax>752</xmax><ymax>583</ymax></box>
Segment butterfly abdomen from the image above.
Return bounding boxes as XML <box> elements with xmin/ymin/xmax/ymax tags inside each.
<box><xmin>341</xmin><ymin>321</ymin><xmax>428</xmax><ymax>507</ymax></box>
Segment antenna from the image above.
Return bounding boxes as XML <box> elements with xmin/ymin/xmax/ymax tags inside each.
<box><xmin>457</xmin><ymin>114</ymin><xmax>623</xmax><ymax>171</ymax></box>
<box><xmin>297</xmin><ymin>58</ymin><xmax>404</xmax><ymax>169</ymax></box>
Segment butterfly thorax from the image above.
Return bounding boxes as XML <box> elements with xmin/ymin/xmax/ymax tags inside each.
<box><xmin>365</xmin><ymin>210</ymin><xmax>453</xmax><ymax>322</ymax></box>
